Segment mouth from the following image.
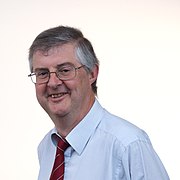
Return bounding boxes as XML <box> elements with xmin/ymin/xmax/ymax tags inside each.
<box><xmin>48</xmin><ymin>92</ymin><xmax>69</xmax><ymax>98</ymax></box>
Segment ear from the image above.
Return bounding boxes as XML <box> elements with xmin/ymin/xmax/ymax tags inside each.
<box><xmin>89</xmin><ymin>64</ymin><xmax>99</xmax><ymax>85</ymax></box>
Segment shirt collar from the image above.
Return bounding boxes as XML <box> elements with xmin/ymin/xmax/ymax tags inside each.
<box><xmin>66</xmin><ymin>99</ymin><xmax>104</xmax><ymax>155</ymax></box>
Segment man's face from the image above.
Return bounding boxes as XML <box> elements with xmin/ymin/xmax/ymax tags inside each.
<box><xmin>32</xmin><ymin>43</ymin><xmax>98</xmax><ymax>121</ymax></box>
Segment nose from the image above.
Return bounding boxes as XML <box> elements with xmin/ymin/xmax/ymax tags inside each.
<box><xmin>47</xmin><ymin>72</ymin><xmax>63</xmax><ymax>87</ymax></box>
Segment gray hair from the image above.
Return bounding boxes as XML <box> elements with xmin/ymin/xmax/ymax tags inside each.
<box><xmin>28</xmin><ymin>26</ymin><xmax>99</xmax><ymax>95</ymax></box>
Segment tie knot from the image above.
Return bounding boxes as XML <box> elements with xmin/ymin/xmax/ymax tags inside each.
<box><xmin>57</xmin><ymin>138</ymin><xmax>69</xmax><ymax>152</ymax></box>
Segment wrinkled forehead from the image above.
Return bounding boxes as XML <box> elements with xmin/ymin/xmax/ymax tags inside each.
<box><xmin>31</xmin><ymin>43</ymin><xmax>80</xmax><ymax>70</ymax></box>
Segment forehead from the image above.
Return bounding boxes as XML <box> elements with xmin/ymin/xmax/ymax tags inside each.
<box><xmin>32</xmin><ymin>43</ymin><xmax>79</xmax><ymax>69</ymax></box>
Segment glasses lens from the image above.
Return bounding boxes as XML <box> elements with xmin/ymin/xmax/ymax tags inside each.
<box><xmin>57</xmin><ymin>65</ymin><xmax>75</xmax><ymax>80</ymax></box>
<box><xmin>32</xmin><ymin>70</ymin><xmax>49</xmax><ymax>84</ymax></box>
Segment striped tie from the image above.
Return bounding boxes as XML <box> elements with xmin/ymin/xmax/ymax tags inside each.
<box><xmin>50</xmin><ymin>137</ymin><xmax>69</xmax><ymax>180</ymax></box>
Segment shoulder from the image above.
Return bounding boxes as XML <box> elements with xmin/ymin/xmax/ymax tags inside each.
<box><xmin>98</xmin><ymin>109</ymin><xmax>151</xmax><ymax>146</ymax></box>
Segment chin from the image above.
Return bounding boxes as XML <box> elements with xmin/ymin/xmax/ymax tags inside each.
<box><xmin>48</xmin><ymin>105</ymin><xmax>70</xmax><ymax>117</ymax></box>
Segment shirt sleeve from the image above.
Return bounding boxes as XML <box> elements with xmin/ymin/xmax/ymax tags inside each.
<box><xmin>121</xmin><ymin>140</ymin><xmax>170</xmax><ymax>180</ymax></box>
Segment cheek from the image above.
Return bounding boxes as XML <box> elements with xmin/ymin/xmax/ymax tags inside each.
<box><xmin>35</xmin><ymin>85</ymin><xmax>46</xmax><ymax>102</ymax></box>
<box><xmin>75</xmin><ymin>76</ymin><xmax>92</xmax><ymax>95</ymax></box>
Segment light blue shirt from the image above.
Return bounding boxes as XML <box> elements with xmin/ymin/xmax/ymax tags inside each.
<box><xmin>37</xmin><ymin>99</ymin><xmax>169</xmax><ymax>180</ymax></box>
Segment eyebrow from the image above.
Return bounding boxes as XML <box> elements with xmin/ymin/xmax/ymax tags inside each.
<box><xmin>34</xmin><ymin>62</ymin><xmax>75</xmax><ymax>72</ymax></box>
<box><xmin>56</xmin><ymin>62</ymin><xmax>75</xmax><ymax>68</ymax></box>
<box><xmin>34</xmin><ymin>68</ymin><xmax>48</xmax><ymax>72</ymax></box>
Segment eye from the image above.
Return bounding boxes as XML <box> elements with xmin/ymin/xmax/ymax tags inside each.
<box><xmin>36</xmin><ymin>70</ymin><xmax>49</xmax><ymax>79</ymax></box>
<box><xmin>58</xmin><ymin>66</ymin><xmax>73</xmax><ymax>76</ymax></box>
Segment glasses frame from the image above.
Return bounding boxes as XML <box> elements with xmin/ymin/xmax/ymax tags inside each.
<box><xmin>28</xmin><ymin>65</ymin><xmax>84</xmax><ymax>84</ymax></box>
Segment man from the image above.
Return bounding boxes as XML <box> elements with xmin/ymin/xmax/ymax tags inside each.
<box><xmin>28</xmin><ymin>26</ymin><xmax>169</xmax><ymax>180</ymax></box>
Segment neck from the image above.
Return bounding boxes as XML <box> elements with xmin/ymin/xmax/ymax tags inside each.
<box><xmin>52</xmin><ymin>96</ymin><xmax>96</xmax><ymax>137</ymax></box>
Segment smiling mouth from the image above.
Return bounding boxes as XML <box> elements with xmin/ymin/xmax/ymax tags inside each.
<box><xmin>49</xmin><ymin>92</ymin><xmax>68</xmax><ymax>98</ymax></box>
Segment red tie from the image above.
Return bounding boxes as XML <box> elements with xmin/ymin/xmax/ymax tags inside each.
<box><xmin>50</xmin><ymin>137</ymin><xmax>69</xmax><ymax>180</ymax></box>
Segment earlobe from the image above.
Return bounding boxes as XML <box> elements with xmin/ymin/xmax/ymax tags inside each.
<box><xmin>89</xmin><ymin>64</ymin><xmax>99</xmax><ymax>84</ymax></box>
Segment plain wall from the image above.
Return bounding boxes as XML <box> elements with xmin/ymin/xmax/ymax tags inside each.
<box><xmin>0</xmin><ymin>0</ymin><xmax>179</xmax><ymax>179</ymax></box>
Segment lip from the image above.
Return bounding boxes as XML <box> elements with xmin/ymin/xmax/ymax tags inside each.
<box><xmin>47</xmin><ymin>92</ymin><xmax>69</xmax><ymax>101</ymax></box>
<box><xmin>49</xmin><ymin>92</ymin><xmax>68</xmax><ymax>98</ymax></box>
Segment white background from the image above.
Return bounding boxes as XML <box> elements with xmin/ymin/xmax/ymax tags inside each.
<box><xmin>0</xmin><ymin>0</ymin><xmax>179</xmax><ymax>179</ymax></box>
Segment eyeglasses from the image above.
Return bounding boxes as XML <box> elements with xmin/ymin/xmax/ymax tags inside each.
<box><xmin>28</xmin><ymin>64</ymin><xmax>84</xmax><ymax>84</ymax></box>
